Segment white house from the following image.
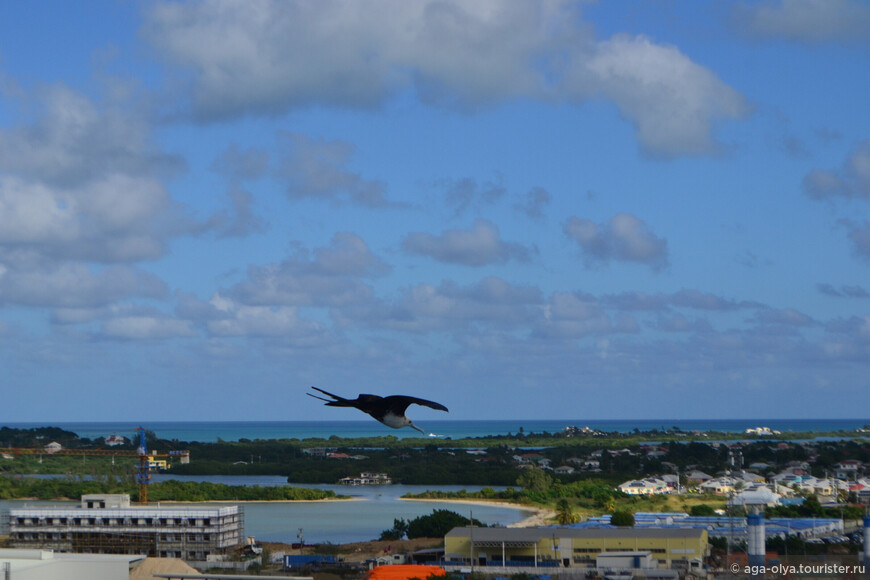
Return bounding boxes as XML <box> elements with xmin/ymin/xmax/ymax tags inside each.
<box><xmin>618</xmin><ymin>478</ymin><xmax>670</xmax><ymax>495</ymax></box>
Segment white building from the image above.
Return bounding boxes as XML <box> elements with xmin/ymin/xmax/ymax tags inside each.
<box><xmin>5</xmin><ymin>494</ymin><xmax>242</xmax><ymax>561</ymax></box>
<box><xmin>0</xmin><ymin>549</ymin><xmax>142</xmax><ymax>580</ymax></box>
<box><xmin>727</xmin><ymin>485</ymin><xmax>782</xmax><ymax>507</ymax></box>
<box><xmin>618</xmin><ymin>477</ymin><xmax>670</xmax><ymax>495</ymax></box>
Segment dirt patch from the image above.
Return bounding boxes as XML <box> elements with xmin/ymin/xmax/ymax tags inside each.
<box><xmin>130</xmin><ymin>557</ymin><xmax>200</xmax><ymax>579</ymax></box>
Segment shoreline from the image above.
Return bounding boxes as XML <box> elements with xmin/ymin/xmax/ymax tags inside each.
<box><xmin>399</xmin><ymin>497</ymin><xmax>554</xmax><ymax>527</ymax></box>
<box><xmin>0</xmin><ymin>496</ymin><xmax>362</xmax><ymax>504</ymax></box>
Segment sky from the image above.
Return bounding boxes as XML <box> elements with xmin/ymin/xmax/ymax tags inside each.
<box><xmin>1</xmin><ymin>0</ymin><xmax>869</xmax><ymax>423</ymax></box>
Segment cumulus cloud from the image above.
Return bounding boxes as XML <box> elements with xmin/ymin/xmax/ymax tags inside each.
<box><xmin>206</xmin><ymin>186</ymin><xmax>266</xmax><ymax>239</ymax></box>
<box><xmin>101</xmin><ymin>315</ymin><xmax>195</xmax><ymax>340</ymax></box>
<box><xmin>565</xmin><ymin>35</ymin><xmax>750</xmax><ymax>157</ymax></box>
<box><xmin>564</xmin><ymin>213</ymin><xmax>669</xmax><ymax>270</ymax></box>
<box><xmin>818</xmin><ymin>283</ymin><xmax>870</xmax><ymax>298</ymax></box>
<box><xmin>846</xmin><ymin>221</ymin><xmax>870</xmax><ymax>262</ymax></box>
<box><xmin>403</xmin><ymin>219</ymin><xmax>535</xmax><ymax>266</ymax></box>
<box><xmin>206</xmin><ymin>295</ymin><xmax>327</xmax><ymax>339</ymax></box>
<box><xmin>514</xmin><ymin>186</ymin><xmax>551</xmax><ymax>219</ymax></box>
<box><xmin>654</xmin><ymin>314</ymin><xmax>711</xmax><ymax>333</ymax></box>
<box><xmin>670</xmin><ymin>289</ymin><xmax>758</xmax><ymax>311</ymax></box>
<box><xmin>535</xmin><ymin>291</ymin><xmax>637</xmax><ymax>338</ymax></box>
<box><xmin>377</xmin><ymin>276</ymin><xmax>542</xmax><ymax>332</ymax></box>
<box><xmin>0</xmin><ymin>84</ymin><xmax>184</xmax><ymax>186</ymax></box>
<box><xmin>228</xmin><ymin>232</ymin><xmax>388</xmax><ymax>307</ymax></box>
<box><xmin>0</xmin><ymin>83</ymin><xmax>232</xmax><ymax>266</ymax></box>
<box><xmin>0</xmin><ymin>263</ymin><xmax>167</xmax><ymax>308</ymax></box>
<box><xmin>439</xmin><ymin>177</ymin><xmax>507</xmax><ymax>216</ymax></box>
<box><xmin>210</xmin><ymin>144</ymin><xmax>269</xmax><ymax>181</ymax></box>
<box><xmin>143</xmin><ymin>0</ymin><xmax>746</xmax><ymax>157</ymax></box>
<box><xmin>754</xmin><ymin>307</ymin><xmax>815</xmax><ymax>326</ymax></box>
<box><xmin>733</xmin><ymin>0</ymin><xmax>870</xmax><ymax>43</ymax></box>
<box><xmin>803</xmin><ymin>142</ymin><xmax>870</xmax><ymax>200</ymax></box>
<box><xmin>274</xmin><ymin>132</ymin><xmax>390</xmax><ymax>206</ymax></box>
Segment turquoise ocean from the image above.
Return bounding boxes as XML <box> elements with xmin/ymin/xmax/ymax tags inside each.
<box><xmin>3</xmin><ymin>418</ymin><xmax>869</xmax><ymax>443</ymax></box>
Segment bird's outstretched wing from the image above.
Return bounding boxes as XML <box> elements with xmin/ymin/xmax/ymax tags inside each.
<box><xmin>382</xmin><ymin>395</ymin><xmax>448</xmax><ymax>415</ymax></box>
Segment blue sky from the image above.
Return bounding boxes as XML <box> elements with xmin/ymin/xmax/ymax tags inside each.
<box><xmin>1</xmin><ymin>0</ymin><xmax>869</xmax><ymax>423</ymax></box>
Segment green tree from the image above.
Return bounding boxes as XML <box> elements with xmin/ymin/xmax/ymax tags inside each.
<box><xmin>380</xmin><ymin>518</ymin><xmax>409</xmax><ymax>540</ymax></box>
<box><xmin>517</xmin><ymin>467</ymin><xmax>553</xmax><ymax>496</ymax></box>
<box><xmin>690</xmin><ymin>504</ymin><xmax>716</xmax><ymax>516</ymax></box>
<box><xmin>610</xmin><ymin>509</ymin><xmax>635</xmax><ymax>527</ymax></box>
<box><xmin>406</xmin><ymin>510</ymin><xmax>485</xmax><ymax>539</ymax></box>
<box><xmin>556</xmin><ymin>499</ymin><xmax>578</xmax><ymax>525</ymax></box>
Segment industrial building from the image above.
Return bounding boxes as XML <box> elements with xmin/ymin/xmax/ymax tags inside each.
<box><xmin>4</xmin><ymin>494</ymin><xmax>242</xmax><ymax>560</ymax></box>
<box><xmin>443</xmin><ymin>526</ymin><xmax>708</xmax><ymax>569</ymax></box>
<box><xmin>0</xmin><ymin>548</ymin><xmax>144</xmax><ymax>580</ymax></box>
<box><xmin>580</xmin><ymin>512</ymin><xmax>844</xmax><ymax>541</ymax></box>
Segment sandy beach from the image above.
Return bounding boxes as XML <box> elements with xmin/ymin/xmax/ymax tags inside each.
<box><xmin>399</xmin><ymin>497</ymin><xmax>555</xmax><ymax>527</ymax></box>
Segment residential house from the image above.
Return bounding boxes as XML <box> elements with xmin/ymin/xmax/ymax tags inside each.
<box><xmin>618</xmin><ymin>477</ymin><xmax>670</xmax><ymax>496</ymax></box>
<box><xmin>834</xmin><ymin>460</ymin><xmax>862</xmax><ymax>480</ymax></box>
<box><xmin>699</xmin><ymin>476</ymin><xmax>738</xmax><ymax>495</ymax></box>
<box><xmin>685</xmin><ymin>470</ymin><xmax>712</xmax><ymax>486</ymax></box>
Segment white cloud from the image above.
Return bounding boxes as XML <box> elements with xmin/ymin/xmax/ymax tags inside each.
<box><xmin>275</xmin><ymin>132</ymin><xmax>390</xmax><ymax>206</ymax></box>
<box><xmin>211</xmin><ymin>144</ymin><xmax>269</xmax><ymax>181</ymax></box>
<box><xmin>388</xmin><ymin>276</ymin><xmax>541</xmax><ymax>330</ymax></box>
<box><xmin>206</xmin><ymin>186</ymin><xmax>266</xmax><ymax>239</ymax></box>
<box><xmin>654</xmin><ymin>314</ymin><xmax>711</xmax><ymax>333</ymax></box>
<box><xmin>101</xmin><ymin>316</ymin><xmax>195</xmax><ymax>339</ymax></box>
<box><xmin>206</xmin><ymin>295</ymin><xmax>327</xmax><ymax>340</ymax></box>
<box><xmin>0</xmin><ymin>174</ymin><xmax>174</xmax><ymax>263</ymax></box>
<box><xmin>817</xmin><ymin>283</ymin><xmax>870</xmax><ymax>298</ymax></box>
<box><xmin>403</xmin><ymin>219</ymin><xmax>535</xmax><ymax>266</ymax></box>
<box><xmin>514</xmin><ymin>186</ymin><xmax>551</xmax><ymax>219</ymax></box>
<box><xmin>0</xmin><ymin>83</ymin><xmax>234</xmax><ymax>265</ymax></box>
<box><xmin>0</xmin><ymin>84</ymin><xmax>183</xmax><ymax>186</ymax></box>
<box><xmin>754</xmin><ymin>307</ymin><xmax>815</xmax><ymax>326</ymax></box>
<box><xmin>564</xmin><ymin>213</ymin><xmax>669</xmax><ymax>270</ymax></box>
<box><xmin>144</xmin><ymin>0</ymin><xmax>746</xmax><ymax>157</ymax></box>
<box><xmin>439</xmin><ymin>177</ymin><xmax>507</xmax><ymax>216</ymax></box>
<box><xmin>733</xmin><ymin>0</ymin><xmax>870</xmax><ymax>43</ymax></box>
<box><xmin>0</xmin><ymin>263</ymin><xmax>167</xmax><ymax>308</ymax></box>
<box><xmin>846</xmin><ymin>221</ymin><xmax>870</xmax><ymax>262</ymax></box>
<box><xmin>566</xmin><ymin>35</ymin><xmax>750</xmax><ymax>157</ymax></box>
<box><xmin>228</xmin><ymin>232</ymin><xmax>388</xmax><ymax>307</ymax></box>
<box><xmin>803</xmin><ymin>142</ymin><xmax>870</xmax><ymax>200</ymax></box>
<box><xmin>534</xmin><ymin>291</ymin><xmax>635</xmax><ymax>338</ymax></box>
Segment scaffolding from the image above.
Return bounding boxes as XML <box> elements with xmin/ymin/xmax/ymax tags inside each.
<box><xmin>3</xmin><ymin>503</ymin><xmax>243</xmax><ymax>561</ymax></box>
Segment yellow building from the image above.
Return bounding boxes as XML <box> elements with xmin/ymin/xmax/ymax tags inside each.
<box><xmin>444</xmin><ymin>526</ymin><xmax>708</xmax><ymax>569</ymax></box>
<box><xmin>147</xmin><ymin>455</ymin><xmax>169</xmax><ymax>470</ymax></box>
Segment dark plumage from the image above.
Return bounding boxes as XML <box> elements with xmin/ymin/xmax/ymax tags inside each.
<box><xmin>308</xmin><ymin>386</ymin><xmax>448</xmax><ymax>434</ymax></box>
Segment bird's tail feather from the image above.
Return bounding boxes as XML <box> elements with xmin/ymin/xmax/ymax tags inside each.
<box><xmin>308</xmin><ymin>386</ymin><xmax>354</xmax><ymax>407</ymax></box>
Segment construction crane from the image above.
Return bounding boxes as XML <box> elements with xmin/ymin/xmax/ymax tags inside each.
<box><xmin>3</xmin><ymin>426</ymin><xmax>189</xmax><ymax>505</ymax></box>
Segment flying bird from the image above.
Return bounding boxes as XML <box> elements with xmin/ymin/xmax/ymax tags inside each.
<box><xmin>308</xmin><ymin>386</ymin><xmax>448</xmax><ymax>435</ymax></box>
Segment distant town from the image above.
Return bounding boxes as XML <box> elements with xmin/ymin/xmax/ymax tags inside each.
<box><xmin>3</xmin><ymin>424</ymin><xmax>870</xmax><ymax>578</ymax></box>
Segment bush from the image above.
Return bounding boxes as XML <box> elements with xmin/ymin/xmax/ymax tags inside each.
<box><xmin>690</xmin><ymin>504</ymin><xmax>716</xmax><ymax>516</ymax></box>
<box><xmin>406</xmin><ymin>510</ymin><xmax>486</xmax><ymax>539</ymax></box>
<box><xmin>610</xmin><ymin>509</ymin><xmax>634</xmax><ymax>527</ymax></box>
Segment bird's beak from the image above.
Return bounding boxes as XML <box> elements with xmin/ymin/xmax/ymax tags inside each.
<box><xmin>410</xmin><ymin>423</ymin><xmax>425</xmax><ymax>434</ymax></box>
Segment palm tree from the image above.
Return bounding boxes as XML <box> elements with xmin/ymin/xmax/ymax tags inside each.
<box><xmin>556</xmin><ymin>499</ymin><xmax>578</xmax><ymax>525</ymax></box>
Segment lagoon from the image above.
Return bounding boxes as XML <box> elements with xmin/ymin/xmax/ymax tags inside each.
<box><xmin>0</xmin><ymin>475</ymin><xmax>534</xmax><ymax>544</ymax></box>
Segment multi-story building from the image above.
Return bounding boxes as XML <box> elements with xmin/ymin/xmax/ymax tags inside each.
<box><xmin>4</xmin><ymin>494</ymin><xmax>242</xmax><ymax>561</ymax></box>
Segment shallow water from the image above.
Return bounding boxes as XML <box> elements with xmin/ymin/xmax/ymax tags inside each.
<box><xmin>0</xmin><ymin>476</ymin><xmax>533</xmax><ymax>544</ymax></box>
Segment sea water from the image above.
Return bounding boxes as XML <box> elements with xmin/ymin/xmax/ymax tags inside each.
<box><xmin>3</xmin><ymin>418</ymin><xmax>868</xmax><ymax>443</ymax></box>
